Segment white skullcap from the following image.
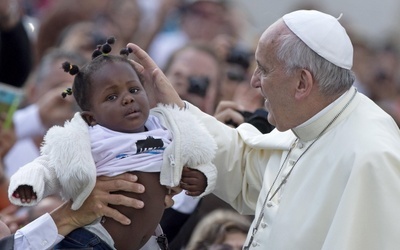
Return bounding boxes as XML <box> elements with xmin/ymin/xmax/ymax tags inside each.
<box><xmin>282</xmin><ymin>10</ymin><xmax>353</xmax><ymax>69</ymax></box>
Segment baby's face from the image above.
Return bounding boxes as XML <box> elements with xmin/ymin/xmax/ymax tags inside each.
<box><xmin>89</xmin><ymin>61</ymin><xmax>150</xmax><ymax>133</ymax></box>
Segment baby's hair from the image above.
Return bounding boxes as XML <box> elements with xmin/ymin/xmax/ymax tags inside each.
<box><xmin>91</xmin><ymin>36</ymin><xmax>116</xmax><ymax>59</ymax></box>
<box><xmin>61</xmin><ymin>37</ymin><xmax>138</xmax><ymax>111</ymax></box>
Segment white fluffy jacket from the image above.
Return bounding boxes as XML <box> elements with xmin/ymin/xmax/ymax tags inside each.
<box><xmin>8</xmin><ymin>104</ymin><xmax>217</xmax><ymax>210</ymax></box>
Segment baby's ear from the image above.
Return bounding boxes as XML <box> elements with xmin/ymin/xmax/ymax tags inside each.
<box><xmin>80</xmin><ymin>111</ymin><xmax>97</xmax><ymax>126</ymax></box>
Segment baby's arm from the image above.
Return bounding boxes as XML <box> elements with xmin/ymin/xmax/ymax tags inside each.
<box><xmin>180</xmin><ymin>167</ymin><xmax>207</xmax><ymax>196</ymax></box>
<box><xmin>12</xmin><ymin>185</ymin><xmax>37</xmax><ymax>203</ymax></box>
<box><xmin>8</xmin><ymin>154</ymin><xmax>60</xmax><ymax>207</ymax></box>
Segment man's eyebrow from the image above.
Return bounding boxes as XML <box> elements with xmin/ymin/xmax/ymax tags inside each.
<box><xmin>256</xmin><ymin>60</ymin><xmax>265</xmax><ymax>70</ymax></box>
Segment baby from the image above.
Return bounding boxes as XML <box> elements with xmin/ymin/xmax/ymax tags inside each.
<box><xmin>8</xmin><ymin>37</ymin><xmax>217</xmax><ymax>250</ymax></box>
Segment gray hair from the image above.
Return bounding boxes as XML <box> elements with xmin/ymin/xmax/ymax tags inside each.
<box><xmin>275</xmin><ymin>31</ymin><xmax>355</xmax><ymax>96</ymax></box>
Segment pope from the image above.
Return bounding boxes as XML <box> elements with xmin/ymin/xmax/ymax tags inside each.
<box><xmin>128</xmin><ymin>9</ymin><xmax>400</xmax><ymax>250</ymax></box>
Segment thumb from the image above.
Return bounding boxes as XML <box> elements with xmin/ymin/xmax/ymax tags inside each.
<box><xmin>152</xmin><ymin>68</ymin><xmax>184</xmax><ymax>108</ymax></box>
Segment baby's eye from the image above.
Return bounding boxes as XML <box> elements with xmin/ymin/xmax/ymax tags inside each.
<box><xmin>130</xmin><ymin>88</ymin><xmax>139</xmax><ymax>94</ymax></box>
<box><xmin>107</xmin><ymin>95</ymin><xmax>117</xmax><ymax>101</ymax></box>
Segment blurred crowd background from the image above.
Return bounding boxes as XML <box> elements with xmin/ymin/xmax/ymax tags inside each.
<box><xmin>0</xmin><ymin>0</ymin><xmax>399</xmax><ymax>249</ymax></box>
<box><xmin>2</xmin><ymin>0</ymin><xmax>399</xmax><ymax>125</ymax></box>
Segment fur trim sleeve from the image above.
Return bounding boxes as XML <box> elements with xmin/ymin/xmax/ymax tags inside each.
<box><xmin>42</xmin><ymin>112</ymin><xmax>96</xmax><ymax>210</ymax></box>
<box><xmin>152</xmin><ymin>104</ymin><xmax>217</xmax><ymax>194</ymax></box>
<box><xmin>8</xmin><ymin>155</ymin><xmax>60</xmax><ymax>207</ymax></box>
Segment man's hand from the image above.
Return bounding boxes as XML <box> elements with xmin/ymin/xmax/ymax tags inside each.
<box><xmin>126</xmin><ymin>43</ymin><xmax>184</xmax><ymax>108</ymax></box>
<box><xmin>50</xmin><ymin>173</ymin><xmax>145</xmax><ymax>236</ymax></box>
<box><xmin>0</xmin><ymin>204</ymin><xmax>28</xmax><ymax>233</ymax></box>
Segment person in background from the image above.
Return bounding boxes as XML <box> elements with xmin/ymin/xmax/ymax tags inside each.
<box><xmin>186</xmin><ymin>209</ymin><xmax>251</xmax><ymax>250</ymax></box>
<box><xmin>0</xmin><ymin>48</ymin><xmax>87</xmax><ymax>235</ymax></box>
<box><xmin>163</xmin><ymin>42</ymin><xmax>223</xmax><ymax>115</ymax></box>
<box><xmin>127</xmin><ymin>8</ymin><xmax>400</xmax><ymax>249</ymax></box>
<box><xmin>56</xmin><ymin>20</ymin><xmax>124</xmax><ymax>61</ymax></box>
<box><xmin>0</xmin><ymin>0</ymin><xmax>33</xmax><ymax>87</ymax></box>
<box><xmin>148</xmin><ymin>0</ymin><xmax>241</xmax><ymax>69</ymax></box>
<box><xmin>4</xmin><ymin>48</ymin><xmax>87</xmax><ymax>178</ymax></box>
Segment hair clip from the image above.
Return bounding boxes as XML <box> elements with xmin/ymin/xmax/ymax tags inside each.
<box><xmin>61</xmin><ymin>87</ymin><xmax>72</xmax><ymax>98</ymax></box>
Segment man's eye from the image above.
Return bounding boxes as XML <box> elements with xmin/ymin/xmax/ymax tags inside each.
<box><xmin>258</xmin><ymin>67</ymin><xmax>268</xmax><ymax>76</ymax></box>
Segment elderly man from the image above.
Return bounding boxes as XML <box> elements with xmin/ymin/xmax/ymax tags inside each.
<box><xmin>129</xmin><ymin>9</ymin><xmax>400</xmax><ymax>250</ymax></box>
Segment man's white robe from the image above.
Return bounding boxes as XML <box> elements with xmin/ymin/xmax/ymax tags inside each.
<box><xmin>187</xmin><ymin>87</ymin><xmax>400</xmax><ymax>249</ymax></box>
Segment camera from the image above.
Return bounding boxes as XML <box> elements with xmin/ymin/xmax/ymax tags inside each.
<box><xmin>187</xmin><ymin>76</ymin><xmax>210</xmax><ymax>97</ymax></box>
<box><xmin>226</xmin><ymin>46</ymin><xmax>253</xmax><ymax>70</ymax></box>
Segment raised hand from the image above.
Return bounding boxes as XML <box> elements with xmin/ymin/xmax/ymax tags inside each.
<box><xmin>126</xmin><ymin>43</ymin><xmax>184</xmax><ymax>108</ymax></box>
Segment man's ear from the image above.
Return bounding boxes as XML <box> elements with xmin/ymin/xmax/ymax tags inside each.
<box><xmin>80</xmin><ymin>111</ymin><xmax>97</xmax><ymax>126</ymax></box>
<box><xmin>295</xmin><ymin>69</ymin><xmax>314</xmax><ymax>100</ymax></box>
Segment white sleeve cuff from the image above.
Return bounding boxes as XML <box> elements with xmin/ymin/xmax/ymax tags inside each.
<box><xmin>15</xmin><ymin>213</ymin><xmax>63</xmax><ymax>250</ymax></box>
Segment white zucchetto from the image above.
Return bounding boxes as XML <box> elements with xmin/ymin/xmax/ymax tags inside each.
<box><xmin>283</xmin><ymin>10</ymin><xmax>353</xmax><ymax>70</ymax></box>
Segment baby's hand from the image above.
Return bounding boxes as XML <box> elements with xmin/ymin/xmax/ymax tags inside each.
<box><xmin>12</xmin><ymin>185</ymin><xmax>37</xmax><ymax>203</ymax></box>
<box><xmin>180</xmin><ymin>166</ymin><xmax>207</xmax><ymax>196</ymax></box>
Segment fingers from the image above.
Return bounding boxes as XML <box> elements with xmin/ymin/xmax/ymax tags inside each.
<box><xmin>215</xmin><ymin>109</ymin><xmax>244</xmax><ymax>127</ymax></box>
<box><xmin>214</xmin><ymin>101</ymin><xmax>245</xmax><ymax>126</ymax></box>
<box><xmin>88</xmin><ymin>173</ymin><xmax>146</xmax><ymax>225</ymax></box>
<box><xmin>164</xmin><ymin>194</ymin><xmax>175</xmax><ymax>208</ymax></box>
<box><xmin>0</xmin><ymin>211</ymin><xmax>28</xmax><ymax>234</ymax></box>
<box><xmin>214</xmin><ymin>100</ymin><xmax>243</xmax><ymax>114</ymax></box>
<box><xmin>164</xmin><ymin>186</ymin><xmax>182</xmax><ymax>208</ymax></box>
<box><xmin>13</xmin><ymin>186</ymin><xmax>36</xmax><ymax>203</ymax></box>
<box><xmin>127</xmin><ymin>43</ymin><xmax>158</xmax><ymax>70</ymax></box>
<box><xmin>97</xmin><ymin>173</ymin><xmax>145</xmax><ymax>194</ymax></box>
<box><xmin>127</xmin><ymin>43</ymin><xmax>184</xmax><ymax>107</ymax></box>
<box><xmin>180</xmin><ymin>178</ymin><xmax>200</xmax><ymax>190</ymax></box>
<box><xmin>128</xmin><ymin>59</ymin><xmax>144</xmax><ymax>74</ymax></box>
<box><xmin>105</xmin><ymin>192</ymin><xmax>144</xmax><ymax>209</ymax></box>
<box><xmin>98</xmin><ymin>203</ymin><xmax>132</xmax><ymax>225</ymax></box>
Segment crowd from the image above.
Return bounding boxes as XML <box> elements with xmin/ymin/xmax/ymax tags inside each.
<box><xmin>0</xmin><ymin>0</ymin><xmax>399</xmax><ymax>249</ymax></box>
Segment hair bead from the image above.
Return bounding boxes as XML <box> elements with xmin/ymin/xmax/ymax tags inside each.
<box><xmin>62</xmin><ymin>61</ymin><xmax>80</xmax><ymax>75</ymax></box>
<box><xmin>61</xmin><ymin>87</ymin><xmax>72</xmax><ymax>98</ymax></box>
<box><xmin>120</xmin><ymin>47</ymin><xmax>132</xmax><ymax>56</ymax></box>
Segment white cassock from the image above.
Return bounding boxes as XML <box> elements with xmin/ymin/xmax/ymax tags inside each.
<box><xmin>187</xmin><ymin>86</ymin><xmax>400</xmax><ymax>250</ymax></box>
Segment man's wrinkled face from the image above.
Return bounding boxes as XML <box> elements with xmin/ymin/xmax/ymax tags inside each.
<box><xmin>250</xmin><ymin>21</ymin><xmax>299</xmax><ymax>131</ymax></box>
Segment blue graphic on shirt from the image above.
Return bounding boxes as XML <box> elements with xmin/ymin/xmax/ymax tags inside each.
<box><xmin>116</xmin><ymin>136</ymin><xmax>165</xmax><ymax>159</ymax></box>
